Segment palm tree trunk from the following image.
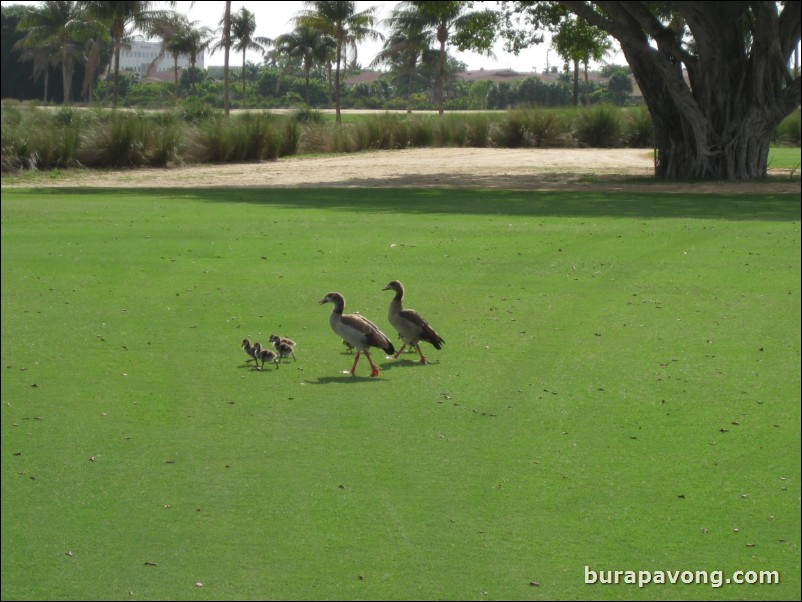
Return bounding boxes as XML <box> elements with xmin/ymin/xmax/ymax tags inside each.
<box><xmin>438</xmin><ymin>39</ymin><xmax>446</xmax><ymax>117</ymax></box>
<box><xmin>113</xmin><ymin>39</ymin><xmax>121</xmax><ymax>109</ymax></box>
<box><xmin>242</xmin><ymin>51</ymin><xmax>247</xmax><ymax>104</ymax></box>
<box><xmin>304</xmin><ymin>62</ymin><xmax>311</xmax><ymax>106</ymax></box>
<box><xmin>223</xmin><ymin>1</ymin><xmax>231</xmax><ymax>115</ymax></box>
<box><xmin>61</xmin><ymin>45</ymin><xmax>71</xmax><ymax>105</ymax></box>
<box><xmin>335</xmin><ymin>42</ymin><xmax>342</xmax><ymax>124</ymax></box>
<box><xmin>190</xmin><ymin>57</ymin><xmax>197</xmax><ymax>93</ymax></box>
<box><xmin>573</xmin><ymin>59</ymin><xmax>579</xmax><ymax>106</ymax></box>
<box><xmin>406</xmin><ymin>64</ymin><xmax>414</xmax><ymax>114</ymax></box>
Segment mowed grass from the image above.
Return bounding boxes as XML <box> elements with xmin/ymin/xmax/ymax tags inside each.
<box><xmin>1</xmin><ymin>187</ymin><xmax>799</xmax><ymax>601</ymax></box>
<box><xmin>767</xmin><ymin>148</ymin><xmax>801</xmax><ymax>170</ymax></box>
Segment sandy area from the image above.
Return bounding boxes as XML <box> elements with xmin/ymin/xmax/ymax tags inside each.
<box><xmin>2</xmin><ymin>147</ymin><xmax>798</xmax><ymax>193</ymax></box>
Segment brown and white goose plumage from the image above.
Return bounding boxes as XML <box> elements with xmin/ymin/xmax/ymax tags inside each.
<box><xmin>382</xmin><ymin>280</ymin><xmax>444</xmax><ymax>364</ymax></box>
<box><xmin>242</xmin><ymin>338</ymin><xmax>258</xmax><ymax>364</ymax></box>
<box><xmin>252</xmin><ymin>342</ymin><xmax>279</xmax><ymax>370</ymax></box>
<box><xmin>269</xmin><ymin>334</ymin><xmax>297</xmax><ymax>362</ymax></box>
<box><xmin>320</xmin><ymin>292</ymin><xmax>395</xmax><ymax>377</ymax></box>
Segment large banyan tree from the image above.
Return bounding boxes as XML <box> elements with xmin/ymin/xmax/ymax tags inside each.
<box><xmin>500</xmin><ymin>1</ymin><xmax>801</xmax><ymax>180</ymax></box>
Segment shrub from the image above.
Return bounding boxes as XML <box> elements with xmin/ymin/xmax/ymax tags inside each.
<box><xmin>79</xmin><ymin>112</ymin><xmax>156</xmax><ymax>167</ymax></box>
<box><xmin>772</xmin><ymin>110</ymin><xmax>801</xmax><ymax>146</ymax></box>
<box><xmin>235</xmin><ymin>112</ymin><xmax>283</xmax><ymax>161</ymax></box>
<box><xmin>463</xmin><ymin>113</ymin><xmax>492</xmax><ymax>147</ymax></box>
<box><xmin>196</xmin><ymin>114</ymin><xmax>246</xmax><ymax>163</ymax></box>
<box><xmin>575</xmin><ymin>105</ymin><xmax>623</xmax><ymax>148</ymax></box>
<box><xmin>407</xmin><ymin>117</ymin><xmax>435</xmax><ymax>148</ymax></box>
<box><xmin>279</xmin><ymin>119</ymin><xmax>299</xmax><ymax>157</ymax></box>
<box><xmin>524</xmin><ymin>109</ymin><xmax>573</xmax><ymax>148</ymax></box>
<box><xmin>492</xmin><ymin>111</ymin><xmax>529</xmax><ymax>148</ymax></box>
<box><xmin>623</xmin><ymin>106</ymin><xmax>654</xmax><ymax>148</ymax></box>
<box><xmin>292</xmin><ymin>108</ymin><xmax>326</xmax><ymax>124</ymax></box>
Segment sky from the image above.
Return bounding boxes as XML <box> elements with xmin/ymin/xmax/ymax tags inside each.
<box><xmin>1</xmin><ymin>0</ymin><xmax>627</xmax><ymax>73</ymax></box>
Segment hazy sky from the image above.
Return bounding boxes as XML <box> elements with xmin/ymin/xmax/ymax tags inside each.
<box><xmin>1</xmin><ymin>0</ymin><xmax>627</xmax><ymax>72</ymax></box>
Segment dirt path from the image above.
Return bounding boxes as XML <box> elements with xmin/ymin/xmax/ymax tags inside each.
<box><xmin>2</xmin><ymin>148</ymin><xmax>797</xmax><ymax>193</ymax></box>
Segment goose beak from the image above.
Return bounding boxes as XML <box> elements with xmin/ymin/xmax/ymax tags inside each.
<box><xmin>382</xmin><ymin>284</ymin><xmax>391</xmax><ymax>291</ymax></box>
<box><xmin>319</xmin><ymin>297</ymin><xmax>329</xmax><ymax>305</ymax></box>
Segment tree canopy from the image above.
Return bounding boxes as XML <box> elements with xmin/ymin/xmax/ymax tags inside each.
<box><xmin>500</xmin><ymin>1</ymin><xmax>801</xmax><ymax>180</ymax></box>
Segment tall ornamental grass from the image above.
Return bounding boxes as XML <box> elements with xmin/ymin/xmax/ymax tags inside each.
<box><xmin>575</xmin><ymin>104</ymin><xmax>624</xmax><ymax>147</ymax></box>
<box><xmin>1</xmin><ymin>102</ymin><xmax>798</xmax><ymax>173</ymax></box>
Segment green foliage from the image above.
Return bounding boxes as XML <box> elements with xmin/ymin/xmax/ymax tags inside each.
<box><xmin>462</xmin><ymin>112</ymin><xmax>492</xmax><ymax>147</ymax></box>
<box><xmin>0</xmin><ymin>106</ymin><xmax>794</xmax><ymax>172</ymax></box>
<box><xmin>279</xmin><ymin>118</ymin><xmax>300</xmax><ymax>157</ymax></box>
<box><xmin>491</xmin><ymin>109</ymin><xmax>529</xmax><ymax>147</ymax></box>
<box><xmin>360</xmin><ymin>112</ymin><xmax>409</xmax><ymax>149</ymax></box>
<box><xmin>772</xmin><ymin>110</ymin><xmax>801</xmax><ymax>147</ymax></box>
<box><xmin>607</xmin><ymin>72</ymin><xmax>634</xmax><ymax>105</ymax></box>
<box><xmin>436</xmin><ymin>114</ymin><xmax>468</xmax><ymax>146</ymax></box>
<box><xmin>194</xmin><ymin>112</ymin><xmax>285</xmax><ymax>163</ymax></box>
<box><xmin>78</xmin><ymin>111</ymin><xmax>183</xmax><ymax>168</ymax></box>
<box><xmin>487</xmin><ymin>76</ymin><xmax>574</xmax><ymax>109</ymax></box>
<box><xmin>1</xmin><ymin>104</ymin><xmax>90</xmax><ymax>170</ymax></box>
<box><xmin>575</xmin><ymin>104</ymin><xmax>623</xmax><ymax>147</ymax></box>
<box><xmin>2</xmin><ymin>188</ymin><xmax>800</xmax><ymax>601</ymax></box>
<box><xmin>623</xmin><ymin>105</ymin><xmax>654</xmax><ymax>147</ymax></box>
<box><xmin>292</xmin><ymin>107</ymin><xmax>327</xmax><ymax>124</ymax></box>
<box><xmin>522</xmin><ymin>108</ymin><xmax>573</xmax><ymax>147</ymax></box>
<box><xmin>175</xmin><ymin>97</ymin><xmax>219</xmax><ymax>122</ymax></box>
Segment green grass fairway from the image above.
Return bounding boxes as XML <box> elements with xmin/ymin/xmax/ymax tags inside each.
<box><xmin>767</xmin><ymin>147</ymin><xmax>801</xmax><ymax>170</ymax></box>
<box><xmin>2</xmin><ymin>187</ymin><xmax>800</xmax><ymax>601</ymax></box>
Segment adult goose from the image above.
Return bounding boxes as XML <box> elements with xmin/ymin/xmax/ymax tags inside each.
<box><xmin>320</xmin><ymin>292</ymin><xmax>395</xmax><ymax>377</ymax></box>
<box><xmin>382</xmin><ymin>280</ymin><xmax>445</xmax><ymax>364</ymax></box>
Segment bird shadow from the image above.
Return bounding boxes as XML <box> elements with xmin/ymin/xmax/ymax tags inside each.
<box><xmin>239</xmin><ymin>362</ymin><xmax>279</xmax><ymax>372</ymax></box>
<box><xmin>304</xmin><ymin>374</ymin><xmax>389</xmax><ymax>385</ymax></box>
<box><xmin>379</xmin><ymin>358</ymin><xmax>441</xmax><ymax>370</ymax></box>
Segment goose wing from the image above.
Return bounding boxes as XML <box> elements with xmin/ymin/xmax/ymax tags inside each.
<box><xmin>398</xmin><ymin>308</ymin><xmax>445</xmax><ymax>349</ymax></box>
<box><xmin>339</xmin><ymin>313</ymin><xmax>395</xmax><ymax>355</ymax></box>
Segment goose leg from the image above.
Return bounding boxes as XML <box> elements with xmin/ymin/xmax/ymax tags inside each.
<box><xmin>348</xmin><ymin>352</ymin><xmax>361</xmax><ymax>375</ymax></box>
<box><xmin>364</xmin><ymin>350</ymin><xmax>380</xmax><ymax>377</ymax></box>
<box><xmin>392</xmin><ymin>343</ymin><xmax>407</xmax><ymax>359</ymax></box>
<box><xmin>414</xmin><ymin>343</ymin><xmax>427</xmax><ymax>364</ymax></box>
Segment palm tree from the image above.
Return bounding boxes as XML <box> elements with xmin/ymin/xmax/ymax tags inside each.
<box><xmin>18</xmin><ymin>43</ymin><xmax>60</xmax><ymax>103</ymax></box>
<box><xmin>78</xmin><ymin>1</ymin><xmax>177</xmax><ymax>109</ymax></box>
<box><xmin>402</xmin><ymin>1</ymin><xmax>497</xmax><ymax>116</ymax></box>
<box><xmin>80</xmin><ymin>26</ymin><xmax>111</xmax><ymax>104</ymax></box>
<box><xmin>371</xmin><ymin>5</ymin><xmax>435</xmax><ymax>114</ymax></box>
<box><xmin>222</xmin><ymin>1</ymin><xmax>231</xmax><ymax>115</ymax></box>
<box><xmin>229</xmin><ymin>7</ymin><xmax>271</xmax><ymax>104</ymax></box>
<box><xmin>296</xmin><ymin>1</ymin><xmax>383</xmax><ymax>124</ymax></box>
<box><xmin>148</xmin><ymin>12</ymin><xmax>191</xmax><ymax>101</ymax></box>
<box><xmin>273</xmin><ymin>23</ymin><xmax>334</xmax><ymax>106</ymax></box>
<box><xmin>14</xmin><ymin>1</ymin><xmax>87</xmax><ymax>105</ymax></box>
<box><xmin>183</xmin><ymin>21</ymin><xmax>215</xmax><ymax>95</ymax></box>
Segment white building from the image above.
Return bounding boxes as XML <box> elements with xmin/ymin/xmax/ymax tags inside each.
<box><xmin>117</xmin><ymin>38</ymin><xmax>204</xmax><ymax>75</ymax></box>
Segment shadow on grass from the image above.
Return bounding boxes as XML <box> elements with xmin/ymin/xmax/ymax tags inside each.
<box><xmin>30</xmin><ymin>187</ymin><xmax>801</xmax><ymax>221</ymax></box>
<box><xmin>378</xmin><ymin>358</ymin><xmax>441</xmax><ymax>371</ymax></box>
<box><xmin>305</xmin><ymin>374</ymin><xmax>389</xmax><ymax>384</ymax></box>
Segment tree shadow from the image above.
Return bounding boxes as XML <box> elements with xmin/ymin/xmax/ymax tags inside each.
<box><xmin>39</xmin><ymin>186</ymin><xmax>801</xmax><ymax>222</ymax></box>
